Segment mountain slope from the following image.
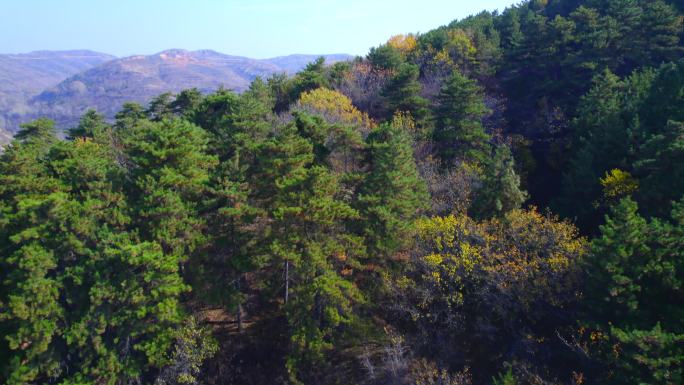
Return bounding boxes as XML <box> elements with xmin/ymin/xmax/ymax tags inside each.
<box><xmin>0</xmin><ymin>50</ymin><xmax>115</xmax><ymax>140</ymax></box>
<box><xmin>2</xmin><ymin>50</ymin><xmax>353</xmax><ymax>138</ymax></box>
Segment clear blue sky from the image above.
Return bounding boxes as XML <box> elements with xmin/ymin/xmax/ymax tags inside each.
<box><xmin>1</xmin><ymin>0</ymin><xmax>515</xmax><ymax>58</ymax></box>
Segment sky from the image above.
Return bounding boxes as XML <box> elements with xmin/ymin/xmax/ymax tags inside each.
<box><xmin>1</xmin><ymin>0</ymin><xmax>516</xmax><ymax>59</ymax></box>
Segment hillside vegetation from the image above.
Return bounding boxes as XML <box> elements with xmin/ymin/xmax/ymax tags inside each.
<box><xmin>1</xmin><ymin>0</ymin><xmax>684</xmax><ymax>384</ymax></box>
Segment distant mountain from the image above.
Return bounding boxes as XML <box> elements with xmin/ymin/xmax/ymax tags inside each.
<box><xmin>0</xmin><ymin>49</ymin><xmax>354</xmax><ymax>142</ymax></box>
<box><xmin>262</xmin><ymin>53</ymin><xmax>353</xmax><ymax>74</ymax></box>
<box><xmin>0</xmin><ymin>50</ymin><xmax>116</xmax><ymax>140</ymax></box>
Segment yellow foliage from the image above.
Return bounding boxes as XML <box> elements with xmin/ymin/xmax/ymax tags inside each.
<box><xmin>421</xmin><ymin>28</ymin><xmax>479</xmax><ymax>73</ymax></box>
<box><xmin>447</xmin><ymin>29</ymin><xmax>477</xmax><ymax>57</ymax></box>
<box><xmin>433</xmin><ymin>48</ymin><xmax>454</xmax><ymax>68</ymax></box>
<box><xmin>391</xmin><ymin>111</ymin><xmax>417</xmax><ymax>135</ymax></box>
<box><xmin>297</xmin><ymin>87</ymin><xmax>375</xmax><ymax>129</ymax></box>
<box><xmin>485</xmin><ymin>208</ymin><xmax>586</xmax><ymax>308</ymax></box>
<box><xmin>387</xmin><ymin>34</ymin><xmax>418</xmax><ymax>56</ymax></box>
<box><xmin>600</xmin><ymin>169</ymin><xmax>639</xmax><ymax>198</ymax></box>
<box><xmin>461</xmin><ymin>161</ymin><xmax>484</xmax><ymax>178</ymax></box>
<box><xmin>415</xmin><ymin>214</ymin><xmax>483</xmax><ymax>283</ymax></box>
<box><xmin>408</xmin><ymin>208</ymin><xmax>586</xmax><ymax>313</ymax></box>
<box><xmin>428</xmin><ymin>29</ymin><xmax>477</xmax><ymax>70</ymax></box>
<box><xmin>415</xmin><ymin>214</ymin><xmax>473</xmax><ymax>252</ymax></box>
<box><xmin>73</xmin><ymin>136</ymin><xmax>94</xmax><ymax>147</ymax></box>
<box><xmin>424</xmin><ymin>253</ymin><xmax>444</xmax><ymax>266</ymax></box>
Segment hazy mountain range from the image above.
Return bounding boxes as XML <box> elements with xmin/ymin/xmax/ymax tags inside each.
<box><xmin>0</xmin><ymin>49</ymin><xmax>353</xmax><ymax>143</ymax></box>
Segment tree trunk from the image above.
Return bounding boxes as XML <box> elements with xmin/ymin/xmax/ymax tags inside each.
<box><xmin>236</xmin><ymin>302</ymin><xmax>243</xmax><ymax>333</ymax></box>
<box><xmin>285</xmin><ymin>260</ymin><xmax>290</xmax><ymax>304</ymax></box>
<box><xmin>236</xmin><ymin>277</ymin><xmax>243</xmax><ymax>333</ymax></box>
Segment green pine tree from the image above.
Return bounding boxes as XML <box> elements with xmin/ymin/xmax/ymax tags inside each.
<box><xmin>471</xmin><ymin>145</ymin><xmax>527</xmax><ymax>219</ymax></box>
<box><xmin>67</xmin><ymin>109</ymin><xmax>109</xmax><ymax>139</ymax></box>
<box><xmin>381</xmin><ymin>63</ymin><xmax>430</xmax><ymax>123</ymax></box>
<box><xmin>433</xmin><ymin>71</ymin><xmax>491</xmax><ymax>165</ymax></box>
<box><xmin>358</xmin><ymin>122</ymin><xmax>428</xmax><ymax>261</ymax></box>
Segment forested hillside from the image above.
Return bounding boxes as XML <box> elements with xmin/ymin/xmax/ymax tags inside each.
<box><xmin>1</xmin><ymin>0</ymin><xmax>683</xmax><ymax>384</ymax></box>
<box><xmin>0</xmin><ymin>50</ymin><xmax>115</xmax><ymax>141</ymax></box>
<box><xmin>0</xmin><ymin>50</ymin><xmax>352</xmax><ymax>139</ymax></box>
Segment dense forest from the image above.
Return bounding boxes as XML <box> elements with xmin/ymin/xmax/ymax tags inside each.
<box><xmin>2</xmin><ymin>0</ymin><xmax>684</xmax><ymax>384</ymax></box>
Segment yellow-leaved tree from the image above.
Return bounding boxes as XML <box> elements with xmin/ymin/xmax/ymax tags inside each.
<box><xmin>387</xmin><ymin>34</ymin><xmax>418</xmax><ymax>57</ymax></box>
<box><xmin>391</xmin><ymin>208</ymin><xmax>586</xmax><ymax>382</ymax></box>
<box><xmin>293</xmin><ymin>88</ymin><xmax>375</xmax><ymax>174</ymax></box>
<box><xmin>296</xmin><ymin>87</ymin><xmax>375</xmax><ymax>130</ymax></box>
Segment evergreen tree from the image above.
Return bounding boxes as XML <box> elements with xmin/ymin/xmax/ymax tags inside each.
<box><xmin>67</xmin><ymin>109</ymin><xmax>109</xmax><ymax>139</ymax></box>
<box><xmin>639</xmin><ymin>60</ymin><xmax>684</xmax><ymax>133</ymax></box>
<box><xmin>249</xmin><ymin>126</ymin><xmax>364</xmax><ymax>383</ymax></box>
<box><xmin>357</xmin><ymin>122</ymin><xmax>428</xmax><ymax>261</ymax></box>
<box><xmin>381</xmin><ymin>63</ymin><xmax>429</xmax><ymax>123</ymax></box>
<box><xmin>433</xmin><ymin>70</ymin><xmax>491</xmax><ymax>165</ymax></box>
<box><xmin>115</xmin><ymin>102</ymin><xmax>147</xmax><ymax>131</ymax></box>
<box><xmin>118</xmin><ymin>118</ymin><xmax>217</xmax><ymax>258</ymax></box>
<box><xmin>279</xmin><ymin>166</ymin><xmax>363</xmax><ymax>384</ymax></box>
<box><xmin>14</xmin><ymin>118</ymin><xmax>58</xmax><ymax>145</ymax></box>
<box><xmin>557</xmin><ymin>69</ymin><xmax>631</xmax><ymax>229</ymax></box>
<box><xmin>244</xmin><ymin>76</ymin><xmax>275</xmax><ymax>111</ymax></box>
<box><xmin>586</xmin><ymin>198</ymin><xmax>652</xmax><ymax>324</ymax></box>
<box><xmin>0</xmin><ymin>132</ymin><xmax>62</xmax><ymax>384</ymax></box>
<box><xmin>585</xmin><ymin>197</ymin><xmax>684</xmax><ymax>384</ymax></box>
<box><xmin>634</xmin><ymin>120</ymin><xmax>684</xmax><ymax>218</ymax></box>
<box><xmin>146</xmin><ymin>92</ymin><xmax>175</xmax><ymax>121</ymax></box>
<box><xmin>191</xmin><ymin>89</ymin><xmax>271</xmax><ymax>161</ymax></box>
<box><xmin>279</xmin><ymin>57</ymin><xmax>330</xmax><ymax>113</ymax></box>
<box><xmin>470</xmin><ymin>145</ymin><xmax>527</xmax><ymax>219</ymax></box>
<box><xmin>171</xmin><ymin>88</ymin><xmax>204</xmax><ymax>119</ymax></box>
<box><xmin>367</xmin><ymin>44</ymin><xmax>404</xmax><ymax>70</ymax></box>
<box><xmin>190</xmin><ymin>90</ymin><xmax>272</xmax><ymax>331</ymax></box>
<box><xmin>0</xmin><ymin>135</ymin><xmax>197</xmax><ymax>384</ymax></box>
<box><xmin>639</xmin><ymin>0</ymin><xmax>682</xmax><ymax>66</ymax></box>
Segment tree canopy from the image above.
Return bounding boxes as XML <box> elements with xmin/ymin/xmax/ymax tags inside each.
<box><xmin>2</xmin><ymin>1</ymin><xmax>684</xmax><ymax>384</ymax></box>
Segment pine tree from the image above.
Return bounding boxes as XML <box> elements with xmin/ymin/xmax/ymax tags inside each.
<box><xmin>433</xmin><ymin>71</ymin><xmax>490</xmax><ymax>165</ymax></box>
<box><xmin>0</xmin><ymin>132</ymin><xmax>62</xmax><ymax>384</ymax></box>
<box><xmin>244</xmin><ymin>76</ymin><xmax>275</xmax><ymax>111</ymax></box>
<box><xmin>191</xmin><ymin>90</ymin><xmax>272</xmax><ymax>331</ymax></box>
<box><xmin>248</xmin><ymin>126</ymin><xmax>364</xmax><ymax>383</ymax></box>
<box><xmin>14</xmin><ymin>118</ymin><xmax>58</xmax><ymax>145</ymax></box>
<box><xmin>639</xmin><ymin>0</ymin><xmax>682</xmax><ymax>66</ymax></box>
<box><xmin>585</xmin><ymin>197</ymin><xmax>684</xmax><ymax>384</ymax></box>
<box><xmin>586</xmin><ymin>198</ymin><xmax>651</xmax><ymax>323</ymax></box>
<box><xmin>283</xmin><ymin>57</ymin><xmax>330</xmax><ymax>113</ymax></box>
<box><xmin>557</xmin><ymin>69</ymin><xmax>635</xmax><ymax>230</ymax></box>
<box><xmin>146</xmin><ymin>92</ymin><xmax>175</xmax><ymax>121</ymax></box>
<box><xmin>634</xmin><ymin>120</ymin><xmax>684</xmax><ymax>218</ymax></box>
<box><xmin>118</xmin><ymin>118</ymin><xmax>217</xmax><ymax>258</ymax></box>
<box><xmin>0</xmin><ymin>134</ymin><xmax>197</xmax><ymax>384</ymax></box>
<box><xmin>381</xmin><ymin>63</ymin><xmax>429</xmax><ymax>123</ymax></box>
<box><xmin>357</xmin><ymin>122</ymin><xmax>428</xmax><ymax>261</ymax></box>
<box><xmin>115</xmin><ymin>102</ymin><xmax>147</xmax><ymax>131</ymax></box>
<box><xmin>471</xmin><ymin>145</ymin><xmax>527</xmax><ymax>219</ymax></box>
<box><xmin>67</xmin><ymin>109</ymin><xmax>109</xmax><ymax>139</ymax></box>
<box><xmin>279</xmin><ymin>166</ymin><xmax>363</xmax><ymax>384</ymax></box>
<box><xmin>191</xmin><ymin>89</ymin><xmax>271</xmax><ymax>162</ymax></box>
<box><xmin>171</xmin><ymin>88</ymin><xmax>204</xmax><ymax>119</ymax></box>
<box><xmin>368</xmin><ymin>44</ymin><xmax>404</xmax><ymax>70</ymax></box>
